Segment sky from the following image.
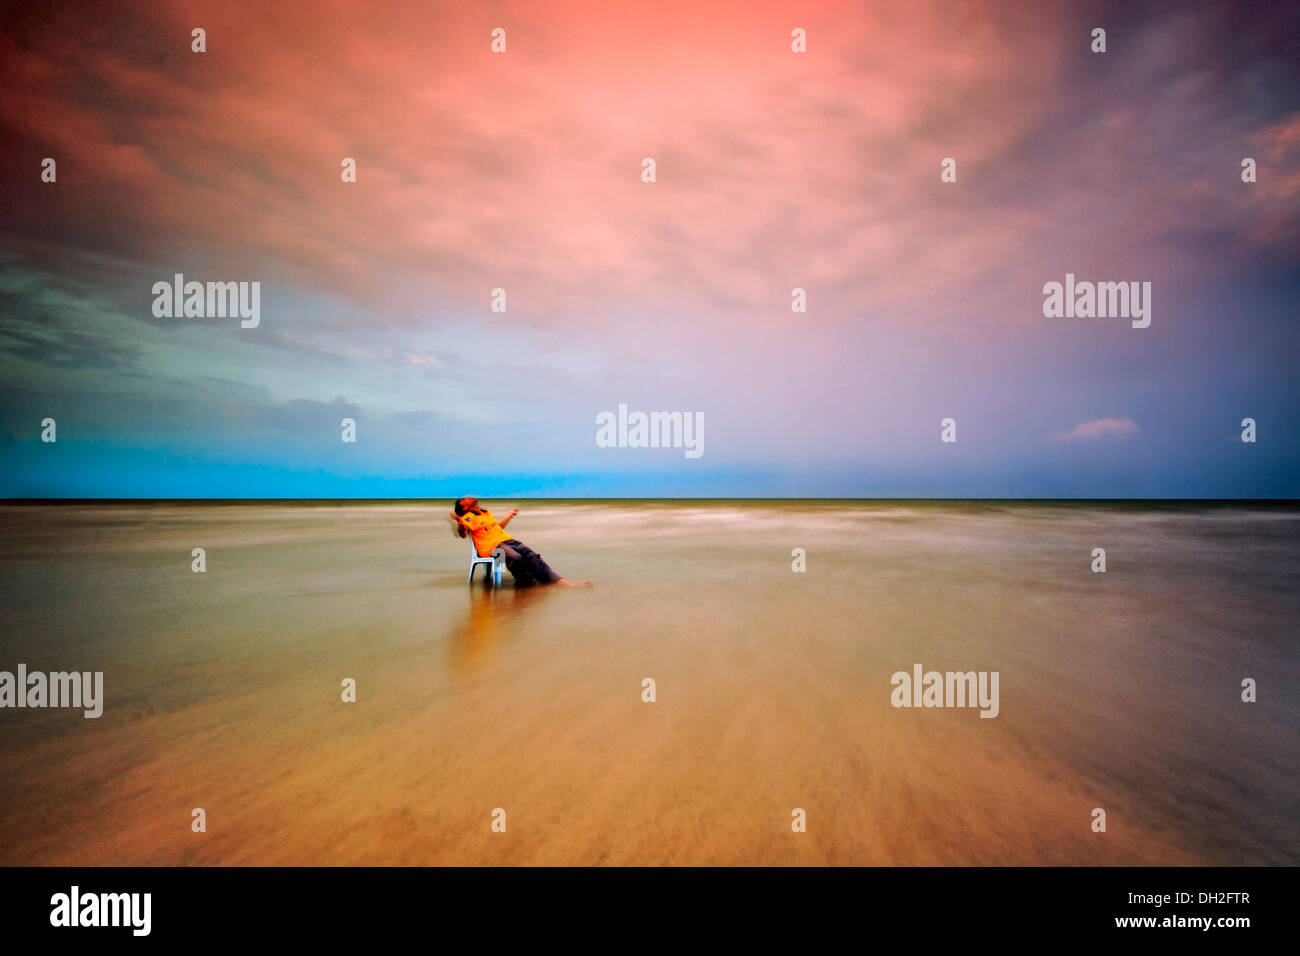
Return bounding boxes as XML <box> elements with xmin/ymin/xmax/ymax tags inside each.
<box><xmin>1</xmin><ymin>0</ymin><xmax>1297</xmax><ymax>498</ymax></box>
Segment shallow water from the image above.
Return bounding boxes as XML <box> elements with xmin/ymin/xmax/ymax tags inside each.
<box><xmin>0</xmin><ymin>500</ymin><xmax>1296</xmax><ymax>865</ymax></box>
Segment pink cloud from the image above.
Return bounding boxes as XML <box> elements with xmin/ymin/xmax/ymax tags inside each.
<box><xmin>0</xmin><ymin>0</ymin><xmax>1294</xmax><ymax>343</ymax></box>
<box><xmin>1057</xmin><ymin>418</ymin><xmax>1139</xmax><ymax>442</ymax></box>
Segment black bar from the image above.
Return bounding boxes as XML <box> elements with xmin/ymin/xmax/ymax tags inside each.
<box><xmin>0</xmin><ymin>866</ymin><xmax>1281</xmax><ymax>943</ymax></box>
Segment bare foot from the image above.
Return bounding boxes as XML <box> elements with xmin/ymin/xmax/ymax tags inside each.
<box><xmin>557</xmin><ymin>578</ymin><xmax>593</xmax><ymax>588</ymax></box>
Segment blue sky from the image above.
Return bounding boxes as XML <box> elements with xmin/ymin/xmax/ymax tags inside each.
<box><xmin>1</xmin><ymin>0</ymin><xmax>1297</xmax><ymax>498</ymax></box>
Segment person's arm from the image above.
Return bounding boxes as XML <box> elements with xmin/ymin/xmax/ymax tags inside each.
<box><xmin>448</xmin><ymin>510</ymin><xmax>468</xmax><ymax>538</ymax></box>
<box><xmin>498</xmin><ymin>508</ymin><xmax>520</xmax><ymax>529</ymax></box>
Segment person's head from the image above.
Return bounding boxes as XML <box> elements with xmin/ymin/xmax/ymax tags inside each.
<box><xmin>453</xmin><ymin>496</ymin><xmax>480</xmax><ymax>516</ymax></box>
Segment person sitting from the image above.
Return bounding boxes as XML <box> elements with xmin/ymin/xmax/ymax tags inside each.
<box><xmin>449</xmin><ymin>497</ymin><xmax>591</xmax><ymax>587</ymax></box>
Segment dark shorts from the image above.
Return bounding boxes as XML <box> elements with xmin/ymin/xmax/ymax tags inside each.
<box><xmin>497</xmin><ymin>539</ymin><xmax>560</xmax><ymax>586</ymax></box>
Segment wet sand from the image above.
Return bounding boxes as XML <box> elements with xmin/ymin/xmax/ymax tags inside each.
<box><xmin>0</xmin><ymin>500</ymin><xmax>1296</xmax><ymax>865</ymax></box>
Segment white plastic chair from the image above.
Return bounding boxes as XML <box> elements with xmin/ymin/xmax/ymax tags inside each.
<box><xmin>469</xmin><ymin>544</ymin><xmax>505</xmax><ymax>586</ymax></box>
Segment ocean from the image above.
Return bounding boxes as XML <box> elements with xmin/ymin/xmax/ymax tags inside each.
<box><xmin>0</xmin><ymin>500</ymin><xmax>1296</xmax><ymax>865</ymax></box>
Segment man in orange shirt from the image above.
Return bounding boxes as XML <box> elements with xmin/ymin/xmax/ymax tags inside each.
<box><xmin>450</xmin><ymin>497</ymin><xmax>591</xmax><ymax>587</ymax></box>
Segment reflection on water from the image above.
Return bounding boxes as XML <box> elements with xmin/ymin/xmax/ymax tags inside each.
<box><xmin>0</xmin><ymin>500</ymin><xmax>1296</xmax><ymax>865</ymax></box>
<box><xmin>449</xmin><ymin>583</ymin><xmax>553</xmax><ymax>674</ymax></box>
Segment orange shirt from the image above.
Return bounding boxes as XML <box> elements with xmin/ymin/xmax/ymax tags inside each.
<box><xmin>460</xmin><ymin>508</ymin><xmax>512</xmax><ymax>557</ymax></box>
